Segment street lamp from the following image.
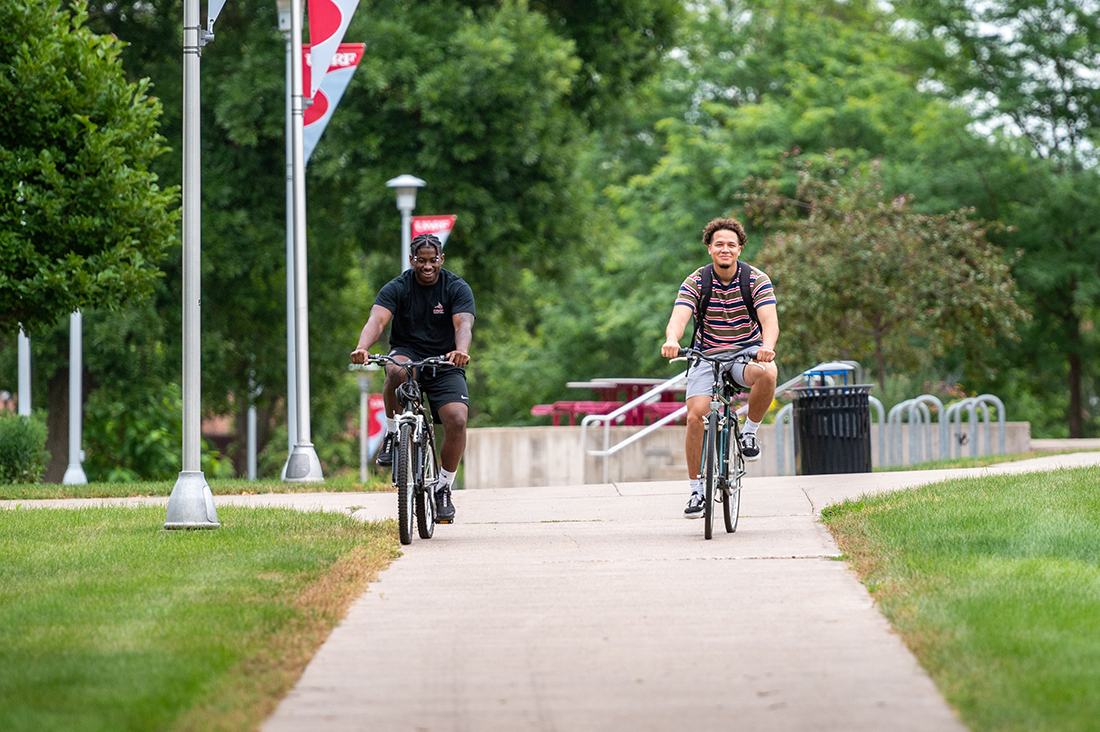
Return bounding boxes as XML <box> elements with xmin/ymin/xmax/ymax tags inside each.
<box><xmin>386</xmin><ymin>174</ymin><xmax>426</xmax><ymax>271</ymax></box>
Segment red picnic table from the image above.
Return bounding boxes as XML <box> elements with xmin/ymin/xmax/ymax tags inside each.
<box><xmin>528</xmin><ymin>378</ymin><xmax>687</xmax><ymax>426</ymax></box>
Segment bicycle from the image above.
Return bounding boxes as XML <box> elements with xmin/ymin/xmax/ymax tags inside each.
<box><xmin>671</xmin><ymin>345</ymin><xmax>757</xmax><ymax>540</ymax></box>
<box><xmin>350</xmin><ymin>354</ymin><xmax>454</xmax><ymax>545</ymax></box>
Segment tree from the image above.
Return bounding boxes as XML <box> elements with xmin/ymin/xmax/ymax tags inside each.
<box><xmin>746</xmin><ymin>157</ymin><xmax>1027</xmax><ymax>391</ymax></box>
<box><xmin>66</xmin><ymin>0</ymin><xmax>680</xmax><ymax>470</ymax></box>
<box><xmin>0</xmin><ymin>0</ymin><xmax>178</xmax><ymax>335</ymax></box>
<box><xmin>895</xmin><ymin>0</ymin><xmax>1100</xmax><ymax>434</ymax></box>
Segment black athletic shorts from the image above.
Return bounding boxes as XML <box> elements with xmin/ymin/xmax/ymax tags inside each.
<box><xmin>390</xmin><ymin>348</ymin><xmax>469</xmax><ymax>424</ymax></box>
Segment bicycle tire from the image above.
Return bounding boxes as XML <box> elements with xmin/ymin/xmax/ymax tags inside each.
<box><xmin>704</xmin><ymin>411</ymin><xmax>718</xmax><ymax>540</ymax></box>
<box><xmin>724</xmin><ymin>422</ymin><xmax>742</xmax><ymax>533</ymax></box>
<box><xmin>415</xmin><ymin>425</ymin><xmax>437</xmax><ymax>539</ymax></box>
<box><xmin>396</xmin><ymin>422</ymin><xmax>415</xmax><ymax>545</ymax></box>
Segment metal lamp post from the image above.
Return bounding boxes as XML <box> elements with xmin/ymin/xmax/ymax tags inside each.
<box><xmin>62</xmin><ymin>311</ymin><xmax>87</xmax><ymax>485</ymax></box>
<box><xmin>386</xmin><ymin>175</ymin><xmax>426</xmax><ymax>271</ymax></box>
<box><xmin>165</xmin><ymin>0</ymin><xmax>219</xmax><ymax>528</ymax></box>
<box><xmin>17</xmin><ymin>327</ymin><xmax>30</xmax><ymax>416</ymax></box>
<box><xmin>276</xmin><ymin>0</ymin><xmax>298</xmax><ymax>477</ymax></box>
<box><xmin>283</xmin><ymin>0</ymin><xmax>324</xmax><ymax>482</ymax></box>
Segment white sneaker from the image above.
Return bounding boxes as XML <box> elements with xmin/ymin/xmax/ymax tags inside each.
<box><xmin>739</xmin><ymin>433</ymin><xmax>761</xmax><ymax>462</ymax></box>
<box><xmin>684</xmin><ymin>492</ymin><xmax>705</xmax><ymax>518</ymax></box>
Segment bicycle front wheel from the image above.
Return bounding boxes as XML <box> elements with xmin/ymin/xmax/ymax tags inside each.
<box><xmin>395</xmin><ymin>423</ymin><xmax>415</xmax><ymax>545</ymax></box>
<box><xmin>724</xmin><ymin>426</ymin><xmax>743</xmax><ymax>533</ymax></box>
<box><xmin>415</xmin><ymin>425</ymin><xmax>438</xmax><ymax>539</ymax></box>
<box><xmin>704</xmin><ymin>411</ymin><xmax>718</xmax><ymax>540</ymax></box>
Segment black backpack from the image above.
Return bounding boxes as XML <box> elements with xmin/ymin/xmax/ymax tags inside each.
<box><xmin>690</xmin><ymin>261</ymin><xmax>760</xmax><ymax>350</ymax></box>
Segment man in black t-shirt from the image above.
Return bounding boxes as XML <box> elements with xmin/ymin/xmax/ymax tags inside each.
<box><xmin>350</xmin><ymin>233</ymin><xmax>476</xmax><ymax>523</ymax></box>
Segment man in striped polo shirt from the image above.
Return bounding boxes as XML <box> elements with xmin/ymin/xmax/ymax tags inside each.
<box><xmin>661</xmin><ymin>217</ymin><xmax>780</xmax><ymax>518</ymax></box>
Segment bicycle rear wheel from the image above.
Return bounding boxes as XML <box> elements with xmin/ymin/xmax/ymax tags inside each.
<box><xmin>395</xmin><ymin>422</ymin><xmax>415</xmax><ymax>545</ymax></box>
<box><xmin>724</xmin><ymin>425</ymin><xmax>743</xmax><ymax>533</ymax></box>
<box><xmin>415</xmin><ymin>426</ymin><xmax>437</xmax><ymax>539</ymax></box>
<box><xmin>704</xmin><ymin>411</ymin><xmax>718</xmax><ymax>540</ymax></box>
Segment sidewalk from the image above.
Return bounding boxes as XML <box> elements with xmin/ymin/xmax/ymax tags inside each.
<box><xmin>254</xmin><ymin>452</ymin><xmax>1099</xmax><ymax>732</ymax></box>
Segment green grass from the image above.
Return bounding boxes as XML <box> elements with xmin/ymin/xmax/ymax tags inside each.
<box><xmin>0</xmin><ymin>474</ymin><xmax>393</xmax><ymax>501</ymax></box>
<box><xmin>0</xmin><ymin>506</ymin><xmax>400</xmax><ymax>732</ymax></box>
<box><xmin>823</xmin><ymin>466</ymin><xmax>1100</xmax><ymax>732</ymax></box>
<box><xmin>873</xmin><ymin>448</ymin><xmax>1098</xmax><ymax>472</ymax></box>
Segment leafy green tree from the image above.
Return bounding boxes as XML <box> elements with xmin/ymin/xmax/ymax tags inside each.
<box><xmin>894</xmin><ymin>0</ymin><xmax>1100</xmax><ymax>435</ymax></box>
<box><xmin>746</xmin><ymin>157</ymin><xmax>1027</xmax><ymax>391</ymax></box>
<box><xmin>67</xmin><ymin>0</ymin><xmax>680</xmax><ymax>467</ymax></box>
<box><xmin>0</xmin><ymin>0</ymin><xmax>178</xmax><ymax>335</ymax></box>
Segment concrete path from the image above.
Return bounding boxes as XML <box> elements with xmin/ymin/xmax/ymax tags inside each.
<box><xmin>6</xmin><ymin>453</ymin><xmax>1098</xmax><ymax>731</ymax></box>
<box><xmin>254</xmin><ymin>452</ymin><xmax>1098</xmax><ymax>732</ymax></box>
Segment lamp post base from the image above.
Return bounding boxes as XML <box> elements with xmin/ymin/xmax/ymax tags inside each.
<box><xmin>283</xmin><ymin>443</ymin><xmax>324</xmax><ymax>482</ymax></box>
<box><xmin>62</xmin><ymin>463</ymin><xmax>88</xmax><ymax>485</ymax></box>
<box><xmin>164</xmin><ymin>471</ymin><xmax>220</xmax><ymax>529</ymax></box>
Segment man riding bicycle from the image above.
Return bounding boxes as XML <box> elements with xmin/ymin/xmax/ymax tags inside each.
<box><xmin>350</xmin><ymin>233</ymin><xmax>475</xmax><ymax>523</ymax></box>
<box><xmin>661</xmin><ymin>217</ymin><xmax>779</xmax><ymax>519</ymax></box>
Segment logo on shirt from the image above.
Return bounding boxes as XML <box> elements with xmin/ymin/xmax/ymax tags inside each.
<box><xmin>433</xmin><ymin>302</ymin><xmax>444</xmax><ymax>315</ymax></box>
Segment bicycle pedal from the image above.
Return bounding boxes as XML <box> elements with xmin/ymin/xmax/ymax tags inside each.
<box><xmin>435</xmin><ymin>518</ymin><xmax>453</xmax><ymax>524</ymax></box>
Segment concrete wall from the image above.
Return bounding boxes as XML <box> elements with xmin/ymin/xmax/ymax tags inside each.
<box><xmin>464</xmin><ymin>422</ymin><xmax>1032</xmax><ymax>490</ymax></box>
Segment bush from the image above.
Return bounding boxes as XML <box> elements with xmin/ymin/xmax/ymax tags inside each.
<box><xmin>0</xmin><ymin>413</ymin><xmax>50</xmax><ymax>484</ymax></box>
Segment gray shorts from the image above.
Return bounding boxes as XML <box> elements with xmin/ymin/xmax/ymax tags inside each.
<box><xmin>685</xmin><ymin>357</ymin><xmax>752</xmax><ymax>399</ymax></box>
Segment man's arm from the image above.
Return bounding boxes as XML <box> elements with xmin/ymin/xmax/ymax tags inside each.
<box><xmin>661</xmin><ymin>304</ymin><xmax>694</xmax><ymax>358</ymax></box>
<box><xmin>349</xmin><ymin>305</ymin><xmax>393</xmax><ymax>363</ymax></box>
<box><xmin>446</xmin><ymin>312</ymin><xmax>474</xmax><ymax>367</ymax></box>
<box><xmin>754</xmin><ymin>303</ymin><xmax>779</xmax><ymax>363</ymax></box>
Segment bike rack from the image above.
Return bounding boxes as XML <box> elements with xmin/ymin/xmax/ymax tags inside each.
<box><xmin>944</xmin><ymin>395</ymin><xmax>1004</xmax><ymax>458</ymax></box>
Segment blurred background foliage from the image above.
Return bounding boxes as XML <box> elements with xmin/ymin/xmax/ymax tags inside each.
<box><xmin>1</xmin><ymin>0</ymin><xmax>1096</xmax><ymax>481</ymax></box>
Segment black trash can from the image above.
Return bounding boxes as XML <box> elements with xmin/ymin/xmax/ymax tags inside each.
<box><xmin>792</xmin><ymin>385</ymin><xmax>873</xmax><ymax>475</ymax></box>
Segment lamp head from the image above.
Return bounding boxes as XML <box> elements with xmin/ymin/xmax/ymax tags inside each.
<box><xmin>386</xmin><ymin>174</ymin><xmax>426</xmax><ymax>212</ymax></box>
<box><xmin>276</xmin><ymin>0</ymin><xmax>292</xmax><ymax>31</ymax></box>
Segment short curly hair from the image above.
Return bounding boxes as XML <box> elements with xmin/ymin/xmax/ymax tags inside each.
<box><xmin>702</xmin><ymin>218</ymin><xmax>746</xmax><ymax>248</ymax></box>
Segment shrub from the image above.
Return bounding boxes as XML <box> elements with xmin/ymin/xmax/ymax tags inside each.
<box><xmin>0</xmin><ymin>413</ymin><xmax>50</xmax><ymax>484</ymax></box>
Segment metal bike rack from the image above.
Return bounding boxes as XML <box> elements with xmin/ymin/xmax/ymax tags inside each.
<box><xmin>944</xmin><ymin>394</ymin><xmax>1004</xmax><ymax>458</ymax></box>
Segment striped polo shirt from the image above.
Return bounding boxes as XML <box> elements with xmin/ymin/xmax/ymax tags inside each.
<box><xmin>675</xmin><ymin>264</ymin><xmax>776</xmax><ymax>353</ymax></box>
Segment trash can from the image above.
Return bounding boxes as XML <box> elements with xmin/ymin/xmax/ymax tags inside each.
<box><xmin>792</xmin><ymin>385</ymin><xmax>873</xmax><ymax>475</ymax></box>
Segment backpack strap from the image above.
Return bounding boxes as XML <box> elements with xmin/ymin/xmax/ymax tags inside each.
<box><xmin>738</xmin><ymin>261</ymin><xmax>760</xmax><ymax>331</ymax></box>
<box><xmin>690</xmin><ymin>264</ymin><xmax>714</xmax><ymax>349</ymax></box>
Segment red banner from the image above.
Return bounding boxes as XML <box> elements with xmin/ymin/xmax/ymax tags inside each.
<box><xmin>412</xmin><ymin>215</ymin><xmax>458</xmax><ymax>248</ymax></box>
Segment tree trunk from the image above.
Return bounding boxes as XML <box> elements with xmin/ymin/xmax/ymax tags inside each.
<box><xmin>1068</xmin><ymin>350</ymin><xmax>1083</xmax><ymax>439</ymax></box>
<box><xmin>43</xmin><ymin>369</ymin><xmax>68</xmax><ymax>483</ymax></box>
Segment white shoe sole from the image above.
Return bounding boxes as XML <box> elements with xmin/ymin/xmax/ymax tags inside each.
<box><xmin>742</xmin><ymin>452</ymin><xmax>761</xmax><ymax>462</ymax></box>
<box><xmin>684</xmin><ymin>510</ymin><xmax>704</xmax><ymax>519</ymax></box>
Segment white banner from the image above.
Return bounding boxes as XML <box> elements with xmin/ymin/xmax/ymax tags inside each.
<box><xmin>307</xmin><ymin>0</ymin><xmax>360</xmax><ymax>98</ymax></box>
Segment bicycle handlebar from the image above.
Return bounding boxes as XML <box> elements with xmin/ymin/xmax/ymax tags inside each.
<box><xmin>348</xmin><ymin>354</ymin><xmax>463</xmax><ymax>372</ymax></box>
<box><xmin>671</xmin><ymin>345</ymin><xmax>760</xmax><ymax>365</ymax></box>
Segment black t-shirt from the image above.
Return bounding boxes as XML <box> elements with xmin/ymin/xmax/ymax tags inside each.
<box><xmin>374</xmin><ymin>269</ymin><xmax>476</xmax><ymax>357</ymax></box>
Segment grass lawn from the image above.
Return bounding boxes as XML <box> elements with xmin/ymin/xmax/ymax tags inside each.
<box><xmin>823</xmin><ymin>465</ymin><xmax>1100</xmax><ymax>732</ymax></box>
<box><xmin>0</xmin><ymin>505</ymin><xmax>399</xmax><ymax>732</ymax></box>
<box><xmin>0</xmin><ymin>474</ymin><xmax>393</xmax><ymax>501</ymax></box>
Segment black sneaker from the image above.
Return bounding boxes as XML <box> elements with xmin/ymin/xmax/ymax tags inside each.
<box><xmin>684</xmin><ymin>492</ymin><xmax>705</xmax><ymax>519</ymax></box>
<box><xmin>740</xmin><ymin>432</ymin><xmax>761</xmax><ymax>462</ymax></box>
<box><xmin>435</xmin><ymin>485</ymin><xmax>455</xmax><ymax>523</ymax></box>
<box><xmin>375</xmin><ymin>431</ymin><xmax>395</xmax><ymax>467</ymax></box>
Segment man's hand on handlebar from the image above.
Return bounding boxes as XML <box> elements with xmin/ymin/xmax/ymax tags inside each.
<box><xmin>754</xmin><ymin>346</ymin><xmax>776</xmax><ymax>363</ymax></box>
<box><xmin>444</xmin><ymin>350</ymin><xmax>470</xmax><ymax>367</ymax></box>
<box><xmin>661</xmin><ymin>340</ymin><xmax>681</xmax><ymax>359</ymax></box>
<box><xmin>350</xmin><ymin>347</ymin><xmax>369</xmax><ymax>364</ymax></box>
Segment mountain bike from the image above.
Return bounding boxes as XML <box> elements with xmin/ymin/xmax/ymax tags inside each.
<box><xmin>673</xmin><ymin>346</ymin><xmax>756</xmax><ymax>539</ymax></box>
<box><xmin>351</xmin><ymin>354</ymin><xmax>453</xmax><ymax>545</ymax></box>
